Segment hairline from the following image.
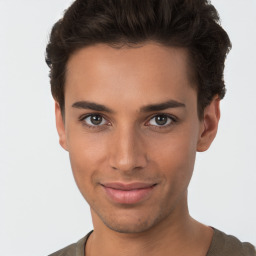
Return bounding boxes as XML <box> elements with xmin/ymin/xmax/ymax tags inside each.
<box><xmin>60</xmin><ymin>41</ymin><xmax>202</xmax><ymax>120</ymax></box>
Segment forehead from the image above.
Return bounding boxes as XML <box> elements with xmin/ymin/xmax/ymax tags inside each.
<box><xmin>66</xmin><ymin>42</ymin><xmax>191</xmax><ymax>80</ymax></box>
<box><xmin>65</xmin><ymin>42</ymin><xmax>196</xmax><ymax>108</ymax></box>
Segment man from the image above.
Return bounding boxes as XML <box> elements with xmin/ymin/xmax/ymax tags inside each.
<box><xmin>45</xmin><ymin>0</ymin><xmax>255</xmax><ymax>255</ymax></box>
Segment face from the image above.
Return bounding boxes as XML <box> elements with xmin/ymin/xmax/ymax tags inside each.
<box><xmin>55</xmin><ymin>42</ymin><xmax>219</xmax><ymax>234</ymax></box>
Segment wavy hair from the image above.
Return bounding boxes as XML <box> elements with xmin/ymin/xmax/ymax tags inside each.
<box><xmin>45</xmin><ymin>0</ymin><xmax>231</xmax><ymax>119</ymax></box>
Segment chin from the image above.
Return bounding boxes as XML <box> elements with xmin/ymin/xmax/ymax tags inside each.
<box><xmin>95</xmin><ymin>207</ymin><xmax>167</xmax><ymax>234</ymax></box>
<box><xmin>103</xmin><ymin>219</ymin><xmax>152</xmax><ymax>234</ymax></box>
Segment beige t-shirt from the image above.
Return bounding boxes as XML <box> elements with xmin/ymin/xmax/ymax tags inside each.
<box><xmin>49</xmin><ymin>228</ymin><xmax>256</xmax><ymax>256</ymax></box>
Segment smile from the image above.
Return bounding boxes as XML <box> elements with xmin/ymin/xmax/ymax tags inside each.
<box><xmin>101</xmin><ymin>182</ymin><xmax>157</xmax><ymax>204</ymax></box>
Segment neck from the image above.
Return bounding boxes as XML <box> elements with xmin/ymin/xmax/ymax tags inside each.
<box><xmin>86</xmin><ymin>194</ymin><xmax>213</xmax><ymax>256</ymax></box>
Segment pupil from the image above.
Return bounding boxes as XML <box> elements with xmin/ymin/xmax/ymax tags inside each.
<box><xmin>91</xmin><ymin>115</ymin><xmax>102</xmax><ymax>125</ymax></box>
<box><xmin>156</xmin><ymin>115</ymin><xmax>167</xmax><ymax>125</ymax></box>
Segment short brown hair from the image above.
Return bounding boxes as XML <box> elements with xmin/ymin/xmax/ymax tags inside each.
<box><xmin>45</xmin><ymin>0</ymin><xmax>231</xmax><ymax>119</ymax></box>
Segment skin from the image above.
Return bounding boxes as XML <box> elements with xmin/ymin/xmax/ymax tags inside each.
<box><xmin>55</xmin><ymin>42</ymin><xmax>220</xmax><ymax>256</ymax></box>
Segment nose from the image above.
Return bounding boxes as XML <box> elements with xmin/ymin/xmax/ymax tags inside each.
<box><xmin>108</xmin><ymin>125</ymin><xmax>148</xmax><ymax>173</ymax></box>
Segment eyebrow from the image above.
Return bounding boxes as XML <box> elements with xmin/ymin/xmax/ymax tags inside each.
<box><xmin>140</xmin><ymin>100</ymin><xmax>185</xmax><ymax>112</ymax></box>
<box><xmin>72</xmin><ymin>101</ymin><xmax>114</xmax><ymax>113</ymax></box>
<box><xmin>72</xmin><ymin>100</ymin><xmax>185</xmax><ymax>113</ymax></box>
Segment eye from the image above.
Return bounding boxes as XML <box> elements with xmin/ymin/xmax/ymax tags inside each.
<box><xmin>147</xmin><ymin>114</ymin><xmax>176</xmax><ymax>127</ymax></box>
<box><xmin>81</xmin><ymin>114</ymin><xmax>109</xmax><ymax>127</ymax></box>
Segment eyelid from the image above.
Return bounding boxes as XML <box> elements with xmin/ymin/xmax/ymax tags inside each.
<box><xmin>145</xmin><ymin>113</ymin><xmax>178</xmax><ymax>127</ymax></box>
<box><xmin>78</xmin><ymin>112</ymin><xmax>178</xmax><ymax>129</ymax></box>
<box><xmin>79</xmin><ymin>113</ymin><xmax>110</xmax><ymax>128</ymax></box>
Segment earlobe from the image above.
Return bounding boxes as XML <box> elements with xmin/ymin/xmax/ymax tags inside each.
<box><xmin>197</xmin><ymin>95</ymin><xmax>220</xmax><ymax>152</ymax></box>
<box><xmin>55</xmin><ymin>102</ymin><xmax>68</xmax><ymax>151</ymax></box>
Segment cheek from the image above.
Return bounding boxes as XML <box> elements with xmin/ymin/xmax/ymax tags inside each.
<box><xmin>67</xmin><ymin>130</ymin><xmax>108</xmax><ymax>197</ymax></box>
<box><xmin>149</xmin><ymin>129</ymin><xmax>198</xmax><ymax>191</ymax></box>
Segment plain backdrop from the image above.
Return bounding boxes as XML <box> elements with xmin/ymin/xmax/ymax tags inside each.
<box><xmin>0</xmin><ymin>0</ymin><xmax>255</xmax><ymax>255</ymax></box>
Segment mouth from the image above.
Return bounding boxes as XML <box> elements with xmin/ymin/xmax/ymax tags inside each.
<box><xmin>101</xmin><ymin>182</ymin><xmax>157</xmax><ymax>204</ymax></box>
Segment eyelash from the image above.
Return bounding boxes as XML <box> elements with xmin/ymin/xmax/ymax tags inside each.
<box><xmin>146</xmin><ymin>114</ymin><xmax>177</xmax><ymax>129</ymax></box>
<box><xmin>79</xmin><ymin>114</ymin><xmax>110</xmax><ymax>129</ymax></box>
<box><xmin>79</xmin><ymin>113</ymin><xmax>178</xmax><ymax>130</ymax></box>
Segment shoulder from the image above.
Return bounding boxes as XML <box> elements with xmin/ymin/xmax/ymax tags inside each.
<box><xmin>48</xmin><ymin>242</ymin><xmax>76</xmax><ymax>256</ymax></box>
<box><xmin>207</xmin><ymin>228</ymin><xmax>256</xmax><ymax>256</ymax></box>
<box><xmin>48</xmin><ymin>231</ymin><xmax>93</xmax><ymax>256</ymax></box>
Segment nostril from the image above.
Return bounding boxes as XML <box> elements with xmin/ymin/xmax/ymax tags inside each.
<box><xmin>108</xmin><ymin>135</ymin><xmax>148</xmax><ymax>171</ymax></box>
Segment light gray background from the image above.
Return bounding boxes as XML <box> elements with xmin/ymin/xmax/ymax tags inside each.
<box><xmin>0</xmin><ymin>0</ymin><xmax>255</xmax><ymax>255</ymax></box>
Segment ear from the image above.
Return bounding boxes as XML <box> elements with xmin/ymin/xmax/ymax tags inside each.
<box><xmin>55</xmin><ymin>101</ymin><xmax>68</xmax><ymax>151</ymax></box>
<box><xmin>197</xmin><ymin>95</ymin><xmax>220</xmax><ymax>152</ymax></box>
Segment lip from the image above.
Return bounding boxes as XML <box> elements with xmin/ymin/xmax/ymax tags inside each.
<box><xmin>101</xmin><ymin>182</ymin><xmax>157</xmax><ymax>204</ymax></box>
